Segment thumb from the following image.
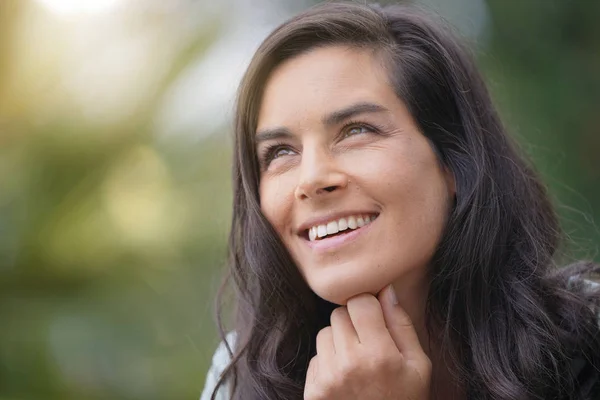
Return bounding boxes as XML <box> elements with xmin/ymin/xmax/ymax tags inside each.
<box><xmin>378</xmin><ymin>284</ymin><xmax>423</xmax><ymax>359</ymax></box>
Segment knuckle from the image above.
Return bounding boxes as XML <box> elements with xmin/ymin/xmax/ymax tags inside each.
<box><xmin>377</xmin><ymin>353</ymin><xmax>397</xmax><ymax>370</ymax></box>
<box><xmin>365</xmin><ymin>351</ymin><xmax>393</xmax><ymax>371</ymax></box>
<box><xmin>419</xmin><ymin>357</ymin><xmax>433</xmax><ymax>376</ymax></box>
<box><xmin>422</xmin><ymin>355</ymin><xmax>432</xmax><ymax>368</ymax></box>
<box><xmin>316</xmin><ymin>326</ymin><xmax>332</xmax><ymax>342</ymax></box>
<box><xmin>411</xmin><ymin>353</ymin><xmax>432</xmax><ymax>373</ymax></box>
<box><xmin>337</xmin><ymin>354</ymin><xmax>361</xmax><ymax>379</ymax></box>
<box><xmin>407</xmin><ymin>357</ymin><xmax>432</xmax><ymax>383</ymax></box>
<box><xmin>337</xmin><ymin>364</ymin><xmax>357</xmax><ymax>383</ymax></box>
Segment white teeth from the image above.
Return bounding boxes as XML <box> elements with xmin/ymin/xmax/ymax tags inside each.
<box><xmin>308</xmin><ymin>214</ymin><xmax>377</xmax><ymax>241</ymax></box>
<box><xmin>317</xmin><ymin>225</ymin><xmax>327</xmax><ymax>238</ymax></box>
<box><xmin>309</xmin><ymin>227</ymin><xmax>317</xmax><ymax>241</ymax></box>
<box><xmin>326</xmin><ymin>221</ymin><xmax>339</xmax><ymax>235</ymax></box>
<box><xmin>347</xmin><ymin>215</ymin><xmax>357</xmax><ymax>229</ymax></box>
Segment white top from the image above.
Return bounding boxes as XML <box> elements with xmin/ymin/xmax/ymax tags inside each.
<box><xmin>200</xmin><ymin>331</ymin><xmax>236</xmax><ymax>400</ymax></box>
<box><xmin>200</xmin><ymin>279</ymin><xmax>599</xmax><ymax>399</ymax></box>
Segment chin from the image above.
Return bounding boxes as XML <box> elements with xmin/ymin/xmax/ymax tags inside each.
<box><xmin>307</xmin><ymin>273</ymin><xmax>384</xmax><ymax>306</ymax></box>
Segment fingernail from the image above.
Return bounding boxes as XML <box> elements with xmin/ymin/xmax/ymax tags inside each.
<box><xmin>388</xmin><ymin>284</ymin><xmax>398</xmax><ymax>305</ymax></box>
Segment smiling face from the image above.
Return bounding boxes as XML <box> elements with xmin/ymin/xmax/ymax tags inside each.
<box><xmin>256</xmin><ymin>46</ymin><xmax>455</xmax><ymax>305</ymax></box>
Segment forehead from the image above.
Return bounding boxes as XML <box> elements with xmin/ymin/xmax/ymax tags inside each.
<box><xmin>257</xmin><ymin>46</ymin><xmax>395</xmax><ymax>129</ymax></box>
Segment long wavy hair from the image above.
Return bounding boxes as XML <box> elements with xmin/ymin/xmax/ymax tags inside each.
<box><xmin>212</xmin><ymin>2</ymin><xmax>600</xmax><ymax>399</ymax></box>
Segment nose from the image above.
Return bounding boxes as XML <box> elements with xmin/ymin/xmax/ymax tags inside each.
<box><xmin>294</xmin><ymin>148</ymin><xmax>348</xmax><ymax>200</ymax></box>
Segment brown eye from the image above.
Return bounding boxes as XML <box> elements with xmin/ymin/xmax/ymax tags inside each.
<box><xmin>343</xmin><ymin>124</ymin><xmax>372</xmax><ymax>138</ymax></box>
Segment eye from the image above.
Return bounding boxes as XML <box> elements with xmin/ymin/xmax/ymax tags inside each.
<box><xmin>344</xmin><ymin>125</ymin><xmax>370</xmax><ymax>137</ymax></box>
<box><xmin>341</xmin><ymin>121</ymin><xmax>381</xmax><ymax>139</ymax></box>
<box><xmin>271</xmin><ymin>147</ymin><xmax>294</xmax><ymax>159</ymax></box>
<box><xmin>259</xmin><ymin>143</ymin><xmax>296</xmax><ymax>168</ymax></box>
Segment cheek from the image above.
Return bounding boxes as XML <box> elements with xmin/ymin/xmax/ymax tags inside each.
<box><xmin>383</xmin><ymin>162</ymin><xmax>450</xmax><ymax>229</ymax></box>
<box><xmin>259</xmin><ymin>176</ymin><xmax>296</xmax><ymax>233</ymax></box>
<box><xmin>371</xmin><ymin>141</ymin><xmax>448</xmax><ymax>204</ymax></box>
<box><xmin>349</xmin><ymin>142</ymin><xmax>451</xmax><ymax>243</ymax></box>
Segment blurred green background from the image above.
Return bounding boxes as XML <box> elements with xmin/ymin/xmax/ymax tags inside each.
<box><xmin>0</xmin><ymin>0</ymin><xmax>598</xmax><ymax>399</ymax></box>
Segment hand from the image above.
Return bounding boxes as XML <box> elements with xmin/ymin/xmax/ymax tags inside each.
<box><xmin>304</xmin><ymin>285</ymin><xmax>431</xmax><ymax>400</ymax></box>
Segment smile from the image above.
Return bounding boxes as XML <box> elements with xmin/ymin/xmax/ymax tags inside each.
<box><xmin>307</xmin><ymin>213</ymin><xmax>378</xmax><ymax>241</ymax></box>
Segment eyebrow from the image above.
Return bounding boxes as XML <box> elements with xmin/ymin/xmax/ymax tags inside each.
<box><xmin>322</xmin><ymin>101</ymin><xmax>390</xmax><ymax>126</ymax></box>
<box><xmin>255</xmin><ymin>126</ymin><xmax>294</xmax><ymax>144</ymax></box>
<box><xmin>255</xmin><ymin>101</ymin><xmax>390</xmax><ymax>144</ymax></box>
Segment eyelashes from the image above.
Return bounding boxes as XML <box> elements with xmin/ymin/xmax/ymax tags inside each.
<box><xmin>259</xmin><ymin>141</ymin><xmax>294</xmax><ymax>169</ymax></box>
<box><xmin>257</xmin><ymin>120</ymin><xmax>387</xmax><ymax>170</ymax></box>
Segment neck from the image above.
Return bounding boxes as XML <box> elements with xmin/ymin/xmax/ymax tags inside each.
<box><xmin>391</xmin><ymin>278</ymin><xmax>465</xmax><ymax>400</ymax></box>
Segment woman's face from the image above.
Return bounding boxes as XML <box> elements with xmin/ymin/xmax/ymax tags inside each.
<box><xmin>256</xmin><ymin>46</ymin><xmax>455</xmax><ymax>305</ymax></box>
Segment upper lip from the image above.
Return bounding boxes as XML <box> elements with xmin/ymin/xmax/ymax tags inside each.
<box><xmin>296</xmin><ymin>210</ymin><xmax>380</xmax><ymax>235</ymax></box>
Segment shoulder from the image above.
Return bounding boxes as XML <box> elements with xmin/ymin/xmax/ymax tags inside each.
<box><xmin>569</xmin><ymin>277</ymin><xmax>600</xmax><ymax>319</ymax></box>
<box><xmin>200</xmin><ymin>332</ymin><xmax>236</xmax><ymax>400</ymax></box>
<box><xmin>584</xmin><ymin>279</ymin><xmax>600</xmax><ymax>291</ymax></box>
<box><xmin>567</xmin><ymin>276</ymin><xmax>600</xmax><ymax>292</ymax></box>
<box><xmin>566</xmin><ymin>278</ymin><xmax>600</xmax><ymax>396</ymax></box>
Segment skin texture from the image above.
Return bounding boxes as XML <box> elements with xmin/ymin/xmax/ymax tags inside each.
<box><xmin>257</xmin><ymin>46</ymin><xmax>455</xmax><ymax>306</ymax></box>
<box><xmin>304</xmin><ymin>286</ymin><xmax>431</xmax><ymax>400</ymax></box>
<box><xmin>256</xmin><ymin>46</ymin><xmax>456</xmax><ymax>399</ymax></box>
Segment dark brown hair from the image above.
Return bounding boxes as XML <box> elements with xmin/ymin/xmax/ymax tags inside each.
<box><xmin>214</xmin><ymin>2</ymin><xmax>600</xmax><ymax>399</ymax></box>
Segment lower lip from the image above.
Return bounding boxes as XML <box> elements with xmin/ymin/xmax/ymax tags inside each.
<box><xmin>304</xmin><ymin>218</ymin><xmax>377</xmax><ymax>253</ymax></box>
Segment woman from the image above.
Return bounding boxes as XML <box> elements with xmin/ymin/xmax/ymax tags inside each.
<box><xmin>201</xmin><ymin>2</ymin><xmax>600</xmax><ymax>399</ymax></box>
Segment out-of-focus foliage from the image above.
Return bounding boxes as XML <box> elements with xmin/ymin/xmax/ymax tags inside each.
<box><xmin>0</xmin><ymin>1</ymin><xmax>232</xmax><ymax>398</ymax></box>
<box><xmin>482</xmin><ymin>0</ymin><xmax>600</xmax><ymax>260</ymax></box>
<box><xmin>0</xmin><ymin>0</ymin><xmax>598</xmax><ymax>399</ymax></box>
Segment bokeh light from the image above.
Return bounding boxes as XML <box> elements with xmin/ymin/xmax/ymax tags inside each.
<box><xmin>33</xmin><ymin>0</ymin><xmax>121</xmax><ymax>15</ymax></box>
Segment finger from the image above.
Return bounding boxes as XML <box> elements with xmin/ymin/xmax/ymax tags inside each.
<box><xmin>330</xmin><ymin>306</ymin><xmax>359</xmax><ymax>352</ymax></box>
<box><xmin>304</xmin><ymin>355</ymin><xmax>323</xmax><ymax>400</ymax></box>
<box><xmin>306</xmin><ymin>355</ymin><xmax>319</xmax><ymax>385</ymax></box>
<box><xmin>346</xmin><ymin>293</ymin><xmax>390</xmax><ymax>344</ymax></box>
<box><xmin>378</xmin><ymin>284</ymin><xmax>424</xmax><ymax>358</ymax></box>
<box><xmin>316</xmin><ymin>326</ymin><xmax>335</xmax><ymax>357</ymax></box>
